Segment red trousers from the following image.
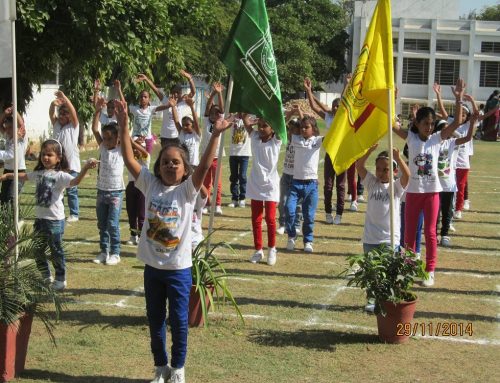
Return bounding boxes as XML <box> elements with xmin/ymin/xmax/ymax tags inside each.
<box><xmin>455</xmin><ymin>168</ymin><xmax>469</xmax><ymax>212</ymax></box>
<box><xmin>203</xmin><ymin>158</ymin><xmax>222</xmax><ymax>206</ymax></box>
<box><xmin>251</xmin><ymin>200</ymin><xmax>277</xmax><ymax>250</ymax></box>
<box><xmin>347</xmin><ymin>163</ymin><xmax>357</xmax><ymax>202</ymax></box>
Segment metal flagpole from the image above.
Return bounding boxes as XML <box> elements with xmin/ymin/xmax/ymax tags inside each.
<box><xmin>386</xmin><ymin>88</ymin><xmax>395</xmax><ymax>249</ymax></box>
<box><xmin>206</xmin><ymin>77</ymin><xmax>233</xmax><ymax>250</ymax></box>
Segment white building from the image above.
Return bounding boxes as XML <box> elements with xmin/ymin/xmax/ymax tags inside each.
<box><xmin>351</xmin><ymin>0</ymin><xmax>500</xmax><ymax>116</ymax></box>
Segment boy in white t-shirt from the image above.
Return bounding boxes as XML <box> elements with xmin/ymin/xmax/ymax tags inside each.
<box><xmin>228</xmin><ymin>114</ymin><xmax>251</xmax><ymax>208</ymax></box>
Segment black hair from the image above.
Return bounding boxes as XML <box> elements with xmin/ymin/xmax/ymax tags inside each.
<box><xmin>170</xmin><ymin>84</ymin><xmax>182</xmax><ymax>95</ymax></box>
<box><xmin>301</xmin><ymin>116</ymin><xmax>320</xmax><ymax>136</ymax></box>
<box><xmin>487</xmin><ymin>90</ymin><xmax>499</xmax><ymax>101</ymax></box>
<box><xmin>181</xmin><ymin>116</ymin><xmax>193</xmax><ymax>125</ymax></box>
<box><xmin>101</xmin><ymin>122</ymin><xmax>119</xmax><ymax>137</ymax></box>
<box><xmin>411</xmin><ymin>107</ymin><xmax>436</xmax><ymax>133</ymax></box>
<box><xmin>403</xmin><ymin>144</ymin><xmax>409</xmax><ymax>159</ymax></box>
<box><xmin>153</xmin><ymin>142</ymin><xmax>193</xmax><ymax>183</ymax></box>
<box><xmin>34</xmin><ymin>139</ymin><xmax>70</xmax><ymax>171</ymax></box>
<box><xmin>287</xmin><ymin>118</ymin><xmax>301</xmax><ymax>130</ymax></box>
<box><xmin>2</xmin><ymin>116</ymin><xmax>13</xmax><ymax>127</ymax></box>
<box><xmin>375</xmin><ymin>151</ymin><xmax>398</xmax><ymax>171</ymax></box>
<box><xmin>433</xmin><ymin>119</ymin><xmax>447</xmax><ymax>133</ymax></box>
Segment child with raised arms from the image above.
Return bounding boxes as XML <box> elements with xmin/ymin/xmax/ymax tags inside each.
<box><xmin>171</xmin><ymin>96</ymin><xmax>201</xmax><ymax>167</ymax></box>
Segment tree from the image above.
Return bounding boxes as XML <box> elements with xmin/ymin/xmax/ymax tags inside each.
<box><xmin>476</xmin><ymin>4</ymin><xmax>500</xmax><ymax>21</ymax></box>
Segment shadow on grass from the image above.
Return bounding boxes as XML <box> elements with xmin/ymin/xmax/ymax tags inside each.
<box><xmin>229</xmin><ymin>243</ymin><xmax>355</xmax><ymax>257</ymax></box>
<box><xmin>436</xmin><ymin>267</ymin><xmax>500</xmax><ymax>276</ymax></box>
<box><xmin>236</xmin><ymin>296</ymin><xmax>360</xmax><ymax>312</ymax></box>
<box><xmin>59</xmin><ymin>310</ymin><xmax>147</xmax><ymax>327</ymax></box>
<box><xmin>22</xmin><ymin>369</ymin><xmax>145</xmax><ymax>382</ymax></box>
<box><xmin>414</xmin><ymin>310</ymin><xmax>499</xmax><ymax>323</ymax></box>
<box><xmin>248</xmin><ymin>329</ymin><xmax>379</xmax><ymax>351</ymax></box>
<box><xmin>414</xmin><ymin>286</ymin><xmax>500</xmax><ymax>297</ymax></box>
<box><xmin>224</xmin><ymin>267</ymin><xmax>341</xmax><ymax>280</ymax></box>
<box><xmin>453</xmin><ymin>233</ymin><xmax>500</xmax><ymax>241</ymax></box>
<box><xmin>66</xmin><ymin>288</ymin><xmax>144</xmax><ymax>297</ymax></box>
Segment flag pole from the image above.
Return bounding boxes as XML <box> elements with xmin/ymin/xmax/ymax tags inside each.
<box><xmin>206</xmin><ymin>77</ymin><xmax>233</xmax><ymax>250</ymax></box>
<box><xmin>387</xmin><ymin>88</ymin><xmax>395</xmax><ymax>249</ymax></box>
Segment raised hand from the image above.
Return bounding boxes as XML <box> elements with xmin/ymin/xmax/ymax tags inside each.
<box><xmin>213</xmin><ymin>82</ymin><xmax>223</xmax><ymax>94</ymax></box>
<box><xmin>304</xmin><ymin>77</ymin><xmax>312</xmax><ymax>90</ymax></box>
<box><xmin>114</xmin><ymin>79</ymin><xmax>122</xmax><ymax>90</ymax></box>
<box><xmin>95</xmin><ymin>96</ymin><xmax>107</xmax><ymax>111</ymax></box>
<box><xmin>94</xmin><ymin>79</ymin><xmax>101</xmax><ymax>90</ymax></box>
<box><xmin>180</xmin><ymin>69</ymin><xmax>192</xmax><ymax>79</ymax></box>
<box><xmin>451</xmin><ymin>78</ymin><xmax>465</xmax><ymax>100</ymax></box>
<box><xmin>114</xmin><ymin>100</ymin><xmax>128</xmax><ymax>127</ymax></box>
<box><xmin>136</xmin><ymin>73</ymin><xmax>148</xmax><ymax>82</ymax></box>
<box><xmin>212</xmin><ymin>115</ymin><xmax>234</xmax><ymax>135</ymax></box>
<box><xmin>392</xmin><ymin>147</ymin><xmax>401</xmax><ymax>161</ymax></box>
<box><xmin>184</xmin><ymin>97</ymin><xmax>194</xmax><ymax>107</ymax></box>
<box><xmin>432</xmin><ymin>83</ymin><xmax>441</xmax><ymax>95</ymax></box>
<box><xmin>463</xmin><ymin>94</ymin><xmax>474</xmax><ymax>103</ymax></box>
<box><xmin>168</xmin><ymin>97</ymin><xmax>177</xmax><ymax>107</ymax></box>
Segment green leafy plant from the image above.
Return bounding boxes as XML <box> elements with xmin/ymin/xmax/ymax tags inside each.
<box><xmin>191</xmin><ymin>233</ymin><xmax>243</xmax><ymax>327</ymax></box>
<box><xmin>0</xmin><ymin>204</ymin><xmax>63</xmax><ymax>343</ymax></box>
<box><xmin>343</xmin><ymin>245</ymin><xmax>428</xmax><ymax>315</ymax></box>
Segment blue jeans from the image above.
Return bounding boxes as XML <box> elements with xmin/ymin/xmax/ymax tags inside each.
<box><xmin>144</xmin><ymin>265</ymin><xmax>192</xmax><ymax>368</ymax></box>
<box><xmin>33</xmin><ymin>218</ymin><xmax>66</xmax><ymax>282</ymax></box>
<box><xmin>400</xmin><ymin>201</ymin><xmax>423</xmax><ymax>254</ymax></box>
<box><xmin>286</xmin><ymin>179</ymin><xmax>319</xmax><ymax>244</ymax></box>
<box><xmin>278</xmin><ymin>173</ymin><xmax>302</xmax><ymax>227</ymax></box>
<box><xmin>66</xmin><ymin>170</ymin><xmax>79</xmax><ymax>217</ymax></box>
<box><xmin>96</xmin><ymin>189</ymin><xmax>123</xmax><ymax>255</ymax></box>
<box><xmin>229</xmin><ymin>156</ymin><xmax>249</xmax><ymax>201</ymax></box>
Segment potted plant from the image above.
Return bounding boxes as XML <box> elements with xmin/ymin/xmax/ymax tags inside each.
<box><xmin>0</xmin><ymin>205</ymin><xmax>62</xmax><ymax>381</ymax></box>
<box><xmin>190</xmin><ymin>234</ymin><xmax>244</xmax><ymax>327</ymax></box>
<box><xmin>344</xmin><ymin>245</ymin><xmax>427</xmax><ymax>344</ymax></box>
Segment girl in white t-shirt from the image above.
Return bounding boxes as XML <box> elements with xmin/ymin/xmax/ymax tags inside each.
<box><xmin>117</xmin><ymin>100</ymin><xmax>232</xmax><ymax>383</ymax></box>
<box><xmin>0</xmin><ymin>139</ymin><xmax>97</xmax><ymax>290</ymax></box>
<box><xmin>285</xmin><ymin>116</ymin><xmax>323</xmax><ymax>253</ymax></box>
<box><xmin>243</xmin><ymin>114</ymin><xmax>282</xmax><ymax>266</ymax></box>
<box><xmin>392</xmin><ymin>78</ymin><xmax>465</xmax><ymax>287</ymax></box>
<box><xmin>172</xmin><ymin>96</ymin><xmax>201</xmax><ymax>167</ymax></box>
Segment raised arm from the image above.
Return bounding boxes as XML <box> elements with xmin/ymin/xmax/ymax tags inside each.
<box><xmin>116</xmin><ymin>100</ymin><xmax>142</xmax><ymax>179</ymax></box>
<box><xmin>55</xmin><ymin>91</ymin><xmax>79</xmax><ymax>127</ymax></box>
<box><xmin>304</xmin><ymin>77</ymin><xmax>326</xmax><ymax>119</ymax></box>
<box><xmin>114</xmin><ymin>79</ymin><xmax>126</xmax><ymax>103</ymax></box>
<box><xmin>136</xmin><ymin>73</ymin><xmax>164</xmax><ymax>101</ymax></box>
<box><xmin>131</xmin><ymin>137</ymin><xmax>148</xmax><ymax>158</ymax></box>
<box><xmin>433</xmin><ymin>83</ymin><xmax>448</xmax><ymax>120</ymax></box>
<box><xmin>185</xmin><ymin>97</ymin><xmax>201</xmax><ymax>136</ymax></box>
<box><xmin>180</xmin><ymin>70</ymin><xmax>196</xmax><ymax>99</ymax></box>
<box><xmin>92</xmin><ymin>79</ymin><xmax>101</xmax><ymax>108</ymax></box>
<box><xmin>242</xmin><ymin>113</ymin><xmax>258</xmax><ymax>135</ymax></box>
<box><xmin>91</xmin><ymin>97</ymin><xmax>106</xmax><ymax>145</ymax></box>
<box><xmin>169</xmin><ymin>97</ymin><xmax>181</xmax><ymax>132</ymax></box>
<box><xmin>69</xmin><ymin>159</ymin><xmax>98</xmax><ymax>187</ymax></box>
<box><xmin>441</xmin><ymin>79</ymin><xmax>465</xmax><ymax>139</ymax></box>
<box><xmin>214</xmin><ymin>82</ymin><xmax>224</xmax><ymax>113</ymax></box>
<box><xmin>393</xmin><ymin>148</ymin><xmax>410</xmax><ymax>188</ymax></box>
<box><xmin>455</xmin><ymin>110</ymin><xmax>477</xmax><ymax>146</ymax></box>
<box><xmin>392</xmin><ymin>118</ymin><xmax>408</xmax><ymax>140</ymax></box>
<box><xmin>355</xmin><ymin>144</ymin><xmax>378</xmax><ymax>180</ymax></box>
<box><xmin>49</xmin><ymin>98</ymin><xmax>62</xmax><ymax>126</ymax></box>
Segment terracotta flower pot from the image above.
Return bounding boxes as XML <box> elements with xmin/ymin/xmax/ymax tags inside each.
<box><xmin>188</xmin><ymin>285</ymin><xmax>214</xmax><ymax>327</ymax></box>
<box><xmin>376</xmin><ymin>300</ymin><xmax>417</xmax><ymax>344</ymax></box>
<box><xmin>0</xmin><ymin>313</ymin><xmax>34</xmax><ymax>382</ymax></box>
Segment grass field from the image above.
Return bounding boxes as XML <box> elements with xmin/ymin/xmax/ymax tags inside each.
<box><xmin>13</xmin><ymin>125</ymin><xmax>500</xmax><ymax>383</ymax></box>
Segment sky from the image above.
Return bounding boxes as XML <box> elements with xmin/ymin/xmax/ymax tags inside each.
<box><xmin>459</xmin><ymin>0</ymin><xmax>499</xmax><ymax>16</ymax></box>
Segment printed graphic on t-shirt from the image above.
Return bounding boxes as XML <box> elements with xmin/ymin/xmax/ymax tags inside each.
<box><xmin>35</xmin><ymin>175</ymin><xmax>56</xmax><ymax>207</ymax></box>
<box><xmin>369</xmin><ymin>189</ymin><xmax>389</xmax><ymax>203</ymax></box>
<box><xmin>146</xmin><ymin>198</ymin><xmax>181</xmax><ymax>250</ymax></box>
<box><xmin>232</xmin><ymin>125</ymin><xmax>247</xmax><ymax>145</ymax></box>
<box><xmin>414</xmin><ymin>153</ymin><xmax>433</xmax><ymax>177</ymax></box>
<box><xmin>438</xmin><ymin>149</ymin><xmax>451</xmax><ymax>178</ymax></box>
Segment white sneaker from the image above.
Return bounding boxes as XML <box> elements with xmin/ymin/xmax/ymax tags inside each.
<box><xmin>170</xmin><ymin>367</ymin><xmax>185</xmax><ymax>383</ymax></box>
<box><xmin>52</xmin><ymin>280</ymin><xmax>67</xmax><ymax>291</ymax></box>
<box><xmin>66</xmin><ymin>215</ymin><xmax>79</xmax><ymax>223</ymax></box>
<box><xmin>106</xmin><ymin>254</ymin><xmax>121</xmax><ymax>266</ymax></box>
<box><xmin>422</xmin><ymin>271</ymin><xmax>435</xmax><ymax>287</ymax></box>
<box><xmin>93</xmin><ymin>252</ymin><xmax>108</xmax><ymax>264</ymax></box>
<box><xmin>364</xmin><ymin>303</ymin><xmax>375</xmax><ymax>313</ymax></box>
<box><xmin>346</xmin><ymin>263</ymin><xmax>360</xmax><ymax>280</ymax></box>
<box><xmin>304</xmin><ymin>242</ymin><xmax>313</xmax><ymax>253</ymax></box>
<box><xmin>228</xmin><ymin>201</ymin><xmax>237</xmax><ymax>208</ymax></box>
<box><xmin>349</xmin><ymin>201</ymin><xmax>358</xmax><ymax>212</ymax></box>
<box><xmin>440</xmin><ymin>236</ymin><xmax>451</xmax><ymax>247</ymax></box>
<box><xmin>202</xmin><ymin>207</ymin><xmax>208</xmax><ymax>214</ymax></box>
<box><xmin>415</xmin><ymin>252</ymin><xmax>421</xmax><ymax>260</ymax></box>
<box><xmin>463</xmin><ymin>200</ymin><xmax>470</xmax><ymax>210</ymax></box>
<box><xmin>125</xmin><ymin>235</ymin><xmax>138</xmax><ymax>245</ymax></box>
<box><xmin>449</xmin><ymin>224</ymin><xmax>456</xmax><ymax>232</ymax></box>
<box><xmin>358</xmin><ymin>195</ymin><xmax>365</xmax><ymax>202</ymax></box>
<box><xmin>250</xmin><ymin>249</ymin><xmax>264</xmax><ymax>264</ymax></box>
<box><xmin>151</xmin><ymin>365</ymin><xmax>170</xmax><ymax>383</ymax></box>
<box><xmin>277</xmin><ymin>226</ymin><xmax>285</xmax><ymax>235</ymax></box>
<box><xmin>453</xmin><ymin>210</ymin><xmax>462</xmax><ymax>220</ymax></box>
<box><xmin>325</xmin><ymin>213</ymin><xmax>334</xmax><ymax>224</ymax></box>
<box><xmin>286</xmin><ymin>237</ymin><xmax>296</xmax><ymax>251</ymax></box>
<box><xmin>295</xmin><ymin>227</ymin><xmax>301</xmax><ymax>235</ymax></box>
<box><xmin>215</xmin><ymin>206</ymin><xmax>223</xmax><ymax>216</ymax></box>
<box><xmin>267</xmin><ymin>247</ymin><xmax>277</xmax><ymax>266</ymax></box>
<box><xmin>333</xmin><ymin>215</ymin><xmax>342</xmax><ymax>225</ymax></box>
<box><xmin>238</xmin><ymin>200</ymin><xmax>246</xmax><ymax>208</ymax></box>
<box><xmin>346</xmin><ymin>194</ymin><xmax>352</xmax><ymax>202</ymax></box>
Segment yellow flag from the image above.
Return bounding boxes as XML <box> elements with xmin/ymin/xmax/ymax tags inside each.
<box><xmin>323</xmin><ymin>0</ymin><xmax>394</xmax><ymax>174</ymax></box>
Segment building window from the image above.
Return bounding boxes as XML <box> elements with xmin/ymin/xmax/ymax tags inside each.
<box><xmin>404</xmin><ymin>39</ymin><xmax>430</xmax><ymax>52</ymax></box>
<box><xmin>436</xmin><ymin>39</ymin><xmax>461</xmax><ymax>52</ymax></box>
<box><xmin>402</xmin><ymin>58</ymin><xmax>429</xmax><ymax>84</ymax></box>
<box><xmin>479</xmin><ymin>61</ymin><xmax>500</xmax><ymax>87</ymax></box>
<box><xmin>393</xmin><ymin>38</ymin><xmax>398</xmax><ymax>52</ymax></box>
<box><xmin>433</xmin><ymin>102</ymin><xmax>456</xmax><ymax>117</ymax></box>
<box><xmin>434</xmin><ymin>59</ymin><xmax>460</xmax><ymax>85</ymax></box>
<box><xmin>481</xmin><ymin>41</ymin><xmax>500</xmax><ymax>54</ymax></box>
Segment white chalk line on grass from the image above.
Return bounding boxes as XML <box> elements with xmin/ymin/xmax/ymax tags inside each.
<box><xmin>115</xmin><ymin>286</ymin><xmax>144</xmax><ymax>308</ymax></box>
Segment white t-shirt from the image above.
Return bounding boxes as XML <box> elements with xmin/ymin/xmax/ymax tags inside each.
<box><xmin>406</xmin><ymin>131</ymin><xmax>442</xmax><ymax>193</ymax></box>
<box><xmin>99</xmin><ymin>113</ymin><xmax>117</xmax><ymax>126</ymax></box>
<box><xmin>229</xmin><ymin>119</ymin><xmax>252</xmax><ymax>156</ymax></box>
<box><xmin>27</xmin><ymin>169</ymin><xmax>74</xmax><ymax>220</ymax></box>
<box><xmin>291</xmin><ymin>135</ymin><xmax>324</xmax><ymax>180</ymax></box>
<box><xmin>454</xmin><ymin>121</ymin><xmax>474</xmax><ymax>169</ymax></box>
<box><xmin>362</xmin><ymin>172</ymin><xmax>405</xmax><ymax>245</ymax></box>
<box><xmin>246</xmin><ymin>131</ymin><xmax>281</xmax><ymax>202</ymax></box>
<box><xmin>135</xmin><ymin>168</ymin><xmax>198</xmax><ymax>270</ymax></box>
<box><xmin>201</xmin><ymin>117</ymin><xmax>225</xmax><ymax>158</ymax></box>
<box><xmin>160</xmin><ymin>98</ymin><xmax>192</xmax><ymax>139</ymax></box>
<box><xmin>52</xmin><ymin>121</ymin><xmax>81</xmax><ymax>172</ymax></box>
<box><xmin>129</xmin><ymin>105</ymin><xmax>157</xmax><ymax>138</ymax></box>
<box><xmin>437</xmin><ymin>138</ymin><xmax>458</xmax><ymax>192</ymax></box>
<box><xmin>97</xmin><ymin>144</ymin><xmax>125</xmax><ymax>191</ymax></box>
<box><xmin>179</xmin><ymin>131</ymin><xmax>201</xmax><ymax>166</ymax></box>
<box><xmin>324</xmin><ymin>112</ymin><xmax>334</xmax><ymax>132</ymax></box>
<box><xmin>192</xmin><ymin>193</ymin><xmax>208</xmax><ymax>248</ymax></box>
<box><xmin>282</xmin><ymin>134</ymin><xmax>300</xmax><ymax>175</ymax></box>
<box><xmin>0</xmin><ymin>136</ymin><xmax>27</xmax><ymax>170</ymax></box>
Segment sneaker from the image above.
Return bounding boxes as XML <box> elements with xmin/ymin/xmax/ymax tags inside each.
<box><xmin>333</xmin><ymin>215</ymin><xmax>342</xmax><ymax>225</ymax></box>
<box><xmin>276</xmin><ymin>226</ymin><xmax>285</xmax><ymax>235</ymax></box>
<box><xmin>295</xmin><ymin>226</ymin><xmax>301</xmax><ymax>235</ymax></box>
<box><xmin>449</xmin><ymin>224</ymin><xmax>456</xmax><ymax>232</ymax></box>
<box><xmin>66</xmin><ymin>215</ymin><xmax>79</xmax><ymax>223</ymax></box>
<box><xmin>304</xmin><ymin>242</ymin><xmax>313</xmax><ymax>253</ymax></box>
<box><xmin>346</xmin><ymin>263</ymin><xmax>360</xmax><ymax>280</ymax></box>
<box><xmin>238</xmin><ymin>200</ymin><xmax>246</xmax><ymax>208</ymax></box>
<box><xmin>106</xmin><ymin>254</ymin><xmax>121</xmax><ymax>266</ymax></box>
<box><xmin>440</xmin><ymin>236</ymin><xmax>451</xmax><ymax>247</ymax></box>
<box><xmin>415</xmin><ymin>252</ymin><xmax>421</xmax><ymax>260</ymax></box>
<box><xmin>422</xmin><ymin>271</ymin><xmax>435</xmax><ymax>287</ymax></box>
<box><xmin>170</xmin><ymin>367</ymin><xmax>185</xmax><ymax>383</ymax></box>
<box><xmin>453</xmin><ymin>210</ymin><xmax>462</xmax><ymax>220</ymax></box>
<box><xmin>346</xmin><ymin>194</ymin><xmax>352</xmax><ymax>202</ymax></box>
<box><xmin>125</xmin><ymin>235</ymin><xmax>138</xmax><ymax>245</ymax></box>
<box><xmin>358</xmin><ymin>195</ymin><xmax>365</xmax><ymax>202</ymax></box>
<box><xmin>325</xmin><ymin>213</ymin><xmax>334</xmax><ymax>224</ymax></box>
<box><xmin>93</xmin><ymin>252</ymin><xmax>108</xmax><ymax>264</ymax></box>
<box><xmin>267</xmin><ymin>247</ymin><xmax>277</xmax><ymax>266</ymax></box>
<box><xmin>215</xmin><ymin>206</ymin><xmax>223</xmax><ymax>216</ymax></box>
<box><xmin>463</xmin><ymin>200</ymin><xmax>470</xmax><ymax>210</ymax></box>
<box><xmin>250</xmin><ymin>249</ymin><xmax>264</xmax><ymax>264</ymax></box>
<box><xmin>364</xmin><ymin>303</ymin><xmax>375</xmax><ymax>313</ymax></box>
<box><xmin>286</xmin><ymin>237</ymin><xmax>296</xmax><ymax>251</ymax></box>
<box><xmin>151</xmin><ymin>365</ymin><xmax>170</xmax><ymax>383</ymax></box>
<box><xmin>52</xmin><ymin>280</ymin><xmax>67</xmax><ymax>291</ymax></box>
<box><xmin>228</xmin><ymin>201</ymin><xmax>237</xmax><ymax>208</ymax></box>
<box><xmin>349</xmin><ymin>201</ymin><xmax>358</xmax><ymax>212</ymax></box>
<box><xmin>44</xmin><ymin>276</ymin><xmax>54</xmax><ymax>285</ymax></box>
<box><xmin>202</xmin><ymin>207</ymin><xmax>208</xmax><ymax>214</ymax></box>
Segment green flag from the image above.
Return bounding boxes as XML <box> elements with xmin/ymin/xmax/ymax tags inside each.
<box><xmin>220</xmin><ymin>0</ymin><xmax>287</xmax><ymax>144</ymax></box>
